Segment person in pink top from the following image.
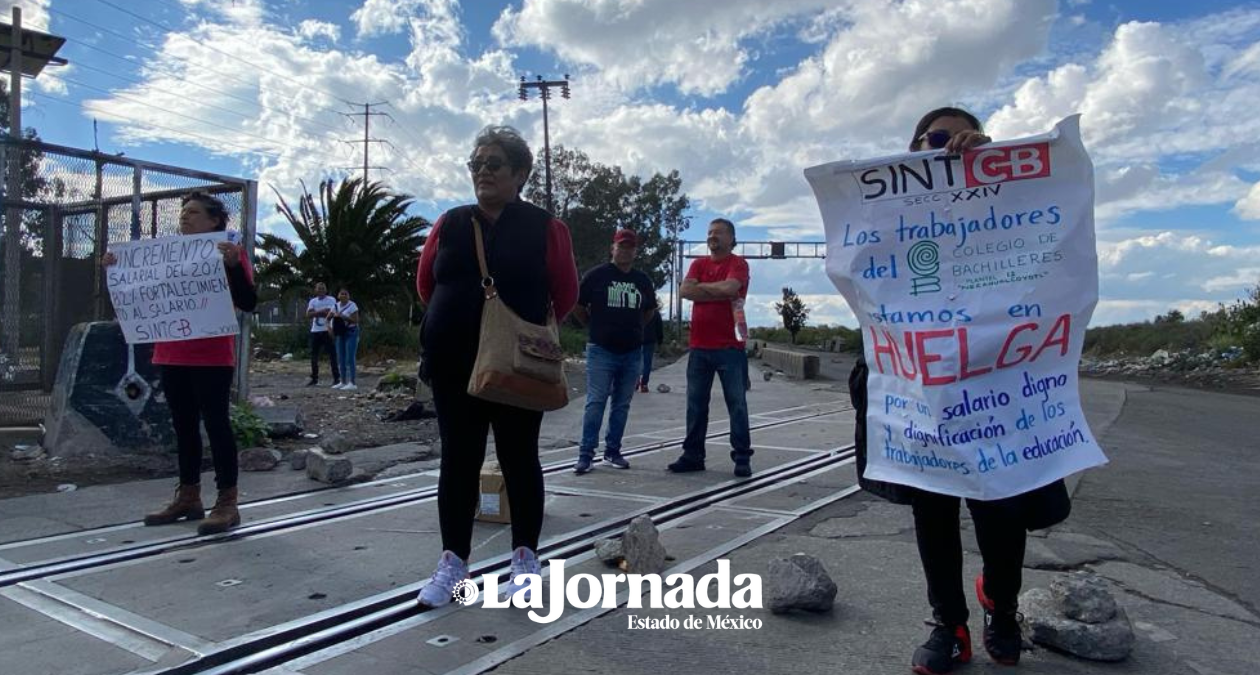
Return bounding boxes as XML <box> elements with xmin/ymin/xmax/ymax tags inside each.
<box><xmin>104</xmin><ymin>192</ymin><xmax>257</xmax><ymax>535</ymax></box>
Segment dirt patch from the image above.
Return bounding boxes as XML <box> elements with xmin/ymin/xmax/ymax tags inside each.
<box><xmin>248</xmin><ymin>359</ymin><xmax>437</xmax><ymax>453</ymax></box>
<box><xmin>0</xmin><ymin>350</ymin><xmax>686</xmax><ymax>500</ymax></box>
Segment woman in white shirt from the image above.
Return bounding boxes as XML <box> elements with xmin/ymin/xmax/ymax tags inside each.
<box><xmin>330</xmin><ymin>288</ymin><xmax>360</xmax><ymax>390</ymax></box>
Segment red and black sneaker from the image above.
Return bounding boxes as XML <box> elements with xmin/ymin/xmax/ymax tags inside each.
<box><xmin>911</xmin><ymin>622</ymin><xmax>972</xmax><ymax>675</ymax></box>
<box><xmin>976</xmin><ymin>574</ymin><xmax>1022</xmax><ymax>666</ymax></box>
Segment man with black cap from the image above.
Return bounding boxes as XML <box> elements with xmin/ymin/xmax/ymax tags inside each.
<box><xmin>572</xmin><ymin>229</ymin><xmax>658</xmax><ymax>474</ymax></box>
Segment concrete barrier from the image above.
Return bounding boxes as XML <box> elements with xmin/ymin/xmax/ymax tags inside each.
<box><xmin>761</xmin><ymin>347</ymin><xmax>821</xmax><ymax>380</ymax></box>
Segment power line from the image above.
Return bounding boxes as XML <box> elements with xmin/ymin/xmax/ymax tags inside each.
<box><xmin>64</xmin><ymin>58</ymin><xmax>347</xmax><ymax>138</ymax></box>
<box><xmin>342</xmin><ymin>102</ymin><xmax>389</xmax><ymax>183</ymax></box>
<box><xmin>28</xmin><ymin>90</ymin><xmax>354</xmax><ymax>175</ymax></box>
<box><xmin>47</xmin><ymin>5</ymin><xmax>349</xmax><ymax>120</ymax></box>
<box><xmin>58</xmin><ymin>37</ymin><xmax>346</xmax><ymax>136</ymax></box>
<box><xmin>42</xmin><ymin>73</ymin><xmax>348</xmax><ymax>163</ymax></box>
<box><xmin>92</xmin><ymin>0</ymin><xmax>357</xmax><ymax>110</ymax></box>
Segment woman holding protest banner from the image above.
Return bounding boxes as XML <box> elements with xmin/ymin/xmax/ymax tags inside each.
<box><xmin>847</xmin><ymin>108</ymin><xmax>1071</xmax><ymax>675</ymax></box>
<box><xmin>330</xmin><ymin>288</ymin><xmax>360</xmax><ymax>391</ymax></box>
<box><xmin>103</xmin><ymin>192</ymin><xmax>257</xmax><ymax>535</ymax></box>
<box><xmin>414</xmin><ymin>125</ymin><xmax>578</xmax><ymax>608</ymax></box>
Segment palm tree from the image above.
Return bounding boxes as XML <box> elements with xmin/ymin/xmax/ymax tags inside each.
<box><xmin>256</xmin><ymin>177</ymin><xmax>430</xmax><ymax>320</ymax></box>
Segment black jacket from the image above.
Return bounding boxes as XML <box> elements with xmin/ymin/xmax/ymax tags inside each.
<box><xmin>849</xmin><ymin>357</ymin><xmax>1070</xmax><ymax>529</ymax></box>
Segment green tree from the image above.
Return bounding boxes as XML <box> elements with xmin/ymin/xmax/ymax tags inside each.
<box><xmin>525</xmin><ymin>145</ymin><xmax>690</xmax><ymax>288</ymax></box>
<box><xmin>774</xmin><ymin>286</ymin><xmax>810</xmax><ymax>344</ymax></box>
<box><xmin>256</xmin><ymin>177</ymin><xmax>430</xmax><ymax>320</ymax></box>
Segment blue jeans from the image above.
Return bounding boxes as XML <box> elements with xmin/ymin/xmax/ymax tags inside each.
<box><xmin>640</xmin><ymin>341</ymin><xmax>656</xmax><ymax>385</ymax></box>
<box><xmin>335</xmin><ymin>329</ymin><xmax>359</xmax><ymax>384</ymax></box>
<box><xmin>580</xmin><ymin>343</ymin><xmax>642</xmax><ymax>458</ymax></box>
<box><xmin>682</xmin><ymin>348</ymin><xmax>752</xmax><ymax>463</ymax></box>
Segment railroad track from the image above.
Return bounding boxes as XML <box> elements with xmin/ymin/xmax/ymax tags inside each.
<box><xmin>132</xmin><ymin>438</ymin><xmax>858</xmax><ymax>675</ymax></box>
<box><xmin>0</xmin><ymin>404</ymin><xmax>850</xmax><ymax>590</ymax></box>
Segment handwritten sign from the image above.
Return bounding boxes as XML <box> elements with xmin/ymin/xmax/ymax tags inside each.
<box><xmin>106</xmin><ymin>232</ymin><xmax>239</xmax><ymax>344</ymax></box>
<box><xmin>805</xmin><ymin>115</ymin><xmax>1107</xmax><ymax>500</ymax></box>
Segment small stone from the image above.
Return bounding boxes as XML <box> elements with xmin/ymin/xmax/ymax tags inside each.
<box><xmin>620</xmin><ymin>516</ymin><xmax>667</xmax><ymax>574</ymax></box>
<box><xmin>306</xmin><ymin>448</ymin><xmax>353</xmax><ymax>483</ymax></box>
<box><xmin>595</xmin><ymin>539</ymin><xmax>624</xmax><ymax>566</ymax></box>
<box><xmin>289</xmin><ymin>449</ymin><xmax>311</xmax><ymax>471</ymax></box>
<box><xmin>1052</xmin><ymin>574</ymin><xmax>1118</xmax><ymax>624</ymax></box>
<box><xmin>656</xmin><ymin>383</ymin><xmax>671</xmax><ymax>393</ymax></box>
<box><xmin>239</xmin><ymin>447</ymin><xmax>282</xmax><ymax>471</ymax></box>
<box><xmin>766</xmin><ymin>553</ymin><xmax>838</xmax><ymax>614</ymax></box>
<box><xmin>1021</xmin><ymin>587</ymin><xmax>1135</xmax><ymax>661</ymax></box>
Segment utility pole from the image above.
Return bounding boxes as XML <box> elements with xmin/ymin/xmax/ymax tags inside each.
<box><xmin>518</xmin><ymin>75</ymin><xmax>571</xmax><ymax>213</ymax></box>
<box><xmin>342</xmin><ymin>101</ymin><xmax>388</xmax><ymax>185</ymax></box>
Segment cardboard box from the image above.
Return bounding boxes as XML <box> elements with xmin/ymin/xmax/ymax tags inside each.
<box><xmin>476</xmin><ymin>461</ymin><xmax>511</xmax><ymax>524</ymax></box>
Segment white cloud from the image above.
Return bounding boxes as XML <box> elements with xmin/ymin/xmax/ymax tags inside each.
<box><xmin>1233</xmin><ymin>181</ymin><xmax>1260</xmax><ymax>220</ymax></box>
<box><xmin>9</xmin><ymin>0</ymin><xmax>50</xmax><ymax>31</ymax></box>
<box><xmin>352</xmin><ymin>0</ymin><xmax>426</xmax><ymax>38</ymax></box>
<box><xmin>297</xmin><ymin>20</ymin><xmax>341</xmax><ymax>43</ymax></box>
<box><xmin>493</xmin><ymin>0</ymin><xmax>834</xmax><ymax>97</ymax></box>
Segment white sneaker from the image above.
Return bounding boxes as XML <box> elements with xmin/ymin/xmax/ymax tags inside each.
<box><xmin>331</xmin><ymin>382</ymin><xmax>344</xmax><ymax>389</ymax></box>
<box><xmin>341</xmin><ymin>383</ymin><xmax>358</xmax><ymax>391</ymax></box>
<box><xmin>416</xmin><ymin>550</ymin><xmax>469</xmax><ymax>608</ymax></box>
<box><xmin>501</xmin><ymin>546</ymin><xmax>542</xmax><ymax>603</ymax></box>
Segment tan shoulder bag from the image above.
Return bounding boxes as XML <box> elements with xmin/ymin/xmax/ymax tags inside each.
<box><xmin>466</xmin><ymin>216</ymin><xmax>569</xmax><ymax>411</ymax></box>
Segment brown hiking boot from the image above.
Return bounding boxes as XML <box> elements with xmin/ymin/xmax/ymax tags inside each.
<box><xmin>144</xmin><ymin>484</ymin><xmax>204</xmax><ymax>526</ymax></box>
<box><xmin>197</xmin><ymin>486</ymin><xmax>241</xmax><ymax>535</ymax></box>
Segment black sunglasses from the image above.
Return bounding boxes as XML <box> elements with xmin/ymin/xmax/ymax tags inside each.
<box><xmin>919</xmin><ymin>129</ymin><xmax>955</xmax><ymax>150</ymax></box>
<box><xmin>467</xmin><ymin>157</ymin><xmax>510</xmax><ymax>174</ymax></box>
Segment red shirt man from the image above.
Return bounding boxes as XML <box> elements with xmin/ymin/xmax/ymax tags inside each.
<box><xmin>669</xmin><ymin>218</ymin><xmax>754</xmax><ymax>477</ymax></box>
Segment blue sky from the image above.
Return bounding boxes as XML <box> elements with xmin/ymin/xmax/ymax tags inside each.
<box><xmin>13</xmin><ymin>0</ymin><xmax>1260</xmax><ymax>327</ymax></box>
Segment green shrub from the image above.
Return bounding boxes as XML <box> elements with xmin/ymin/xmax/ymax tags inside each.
<box><xmin>560</xmin><ymin>324</ymin><xmax>587</xmax><ymax>356</ymax></box>
<box><xmin>360</xmin><ymin>321</ymin><xmax>420</xmax><ymax>360</ymax></box>
<box><xmin>230</xmin><ymin>403</ymin><xmax>270</xmax><ymax>449</ymax></box>
<box><xmin>750</xmin><ymin>324</ymin><xmax>862</xmax><ymax>352</ymax></box>
<box><xmin>252</xmin><ymin>324</ymin><xmax>310</xmax><ymax>358</ymax></box>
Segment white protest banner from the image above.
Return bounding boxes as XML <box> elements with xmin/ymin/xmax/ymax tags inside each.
<box><xmin>105</xmin><ymin>232</ymin><xmax>239</xmax><ymax>344</ymax></box>
<box><xmin>804</xmin><ymin>115</ymin><xmax>1107</xmax><ymax>500</ymax></box>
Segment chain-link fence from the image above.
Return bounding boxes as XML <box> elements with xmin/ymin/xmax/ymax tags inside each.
<box><xmin>0</xmin><ymin>138</ymin><xmax>257</xmax><ymax>426</ymax></box>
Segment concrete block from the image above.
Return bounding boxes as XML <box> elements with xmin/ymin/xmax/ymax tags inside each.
<box><xmin>43</xmin><ymin>322</ymin><xmax>175</xmax><ymax>459</ymax></box>
<box><xmin>306</xmin><ymin>447</ymin><xmax>352</xmax><ymax>483</ymax></box>
<box><xmin>255</xmin><ymin>406</ymin><xmax>304</xmax><ymax>438</ymax></box>
<box><xmin>761</xmin><ymin>347</ymin><xmax>821</xmax><ymax>380</ymax></box>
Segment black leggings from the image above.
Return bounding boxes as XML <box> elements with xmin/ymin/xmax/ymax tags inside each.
<box><xmin>431</xmin><ymin>371</ymin><xmax>545</xmax><ymax>561</ymax></box>
<box><xmin>913</xmin><ymin>490</ymin><xmax>1027</xmax><ymax>624</ymax></box>
<box><xmin>161</xmin><ymin>365</ymin><xmax>238</xmax><ymax>491</ymax></box>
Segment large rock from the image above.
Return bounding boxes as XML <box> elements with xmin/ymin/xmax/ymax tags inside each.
<box><xmin>621</xmin><ymin>516</ymin><xmax>667</xmax><ymax>574</ymax></box>
<box><xmin>239</xmin><ymin>447</ymin><xmax>281</xmax><ymax>471</ymax></box>
<box><xmin>1052</xmin><ymin>574</ymin><xmax>1118</xmax><ymax>624</ymax></box>
<box><xmin>766</xmin><ymin>553</ymin><xmax>838</xmax><ymax>614</ymax></box>
<box><xmin>288</xmin><ymin>448</ymin><xmax>310</xmax><ymax>471</ymax></box>
<box><xmin>1020</xmin><ymin>586</ymin><xmax>1135</xmax><ymax>661</ymax></box>
<box><xmin>306</xmin><ymin>447</ymin><xmax>353</xmax><ymax>483</ymax></box>
<box><xmin>594</xmin><ymin>538</ymin><xmax>624</xmax><ymax>567</ymax></box>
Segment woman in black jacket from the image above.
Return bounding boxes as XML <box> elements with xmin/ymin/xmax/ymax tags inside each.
<box><xmin>849</xmin><ymin>107</ymin><xmax>1071</xmax><ymax>675</ymax></box>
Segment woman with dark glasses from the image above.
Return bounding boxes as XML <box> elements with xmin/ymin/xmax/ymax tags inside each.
<box><xmin>849</xmin><ymin>106</ymin><xmax>1070</xmax><ymax>675</ymax></box>
<box><xmin>413</xmin><ymin>126</ymin><xmax>578</xmax><ymax>609</ymax></box>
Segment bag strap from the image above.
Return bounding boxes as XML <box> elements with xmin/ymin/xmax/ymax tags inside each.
<box><xmin>470</xmin><ymin>214</ymin><xmax>498</xmax><ymax>300</ymax></box>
